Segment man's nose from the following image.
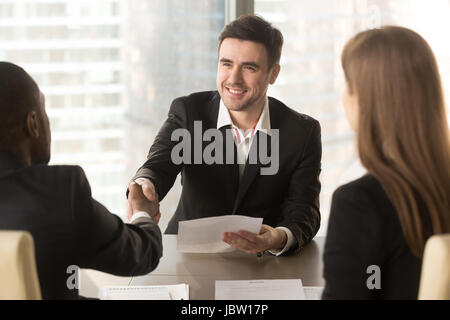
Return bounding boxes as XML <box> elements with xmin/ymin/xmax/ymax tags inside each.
<box><xmin>228</xmin><ymin>66</ymin><xmax>243</xmax><ymax>84</ymax></box>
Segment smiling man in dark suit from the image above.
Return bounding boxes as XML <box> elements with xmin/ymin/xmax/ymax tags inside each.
<box><xmin>130</xmin><ymin>15</ymin><xmax>322</xmax><ymax>255</ymax></box>
<box><xmin>0</xmin><ymin>61</ymin><xmax>162</xmax><ymax>299</ymax></box>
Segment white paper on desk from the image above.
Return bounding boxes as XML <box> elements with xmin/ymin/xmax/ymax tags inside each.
<box><xmin>215</xmin><ymin>279</ymin><xmax>306</xmax><ymax>300</ymax></box>
<box><xmin>177</xmin><ymin>215</ymin><xmax>263</xmax><ymax>253</ymax></box>
<box><xmin>99</xmin><ymin>286</ymin><xmax>170</xmax><ymax>300</ymax></box>
<box><xmin>303</xmin><ymin>286</ymin><xmax>324</xmax><ymax>300</ymax></box>
<box><xmin>98</xmin><ymin>284</ymin><xmax>189</xmax><ymax>300</ymax></box>
<box><xmin>169</xmin><ymin>283</ymin><xmax>190</xmax><ymax>300</ymax></box>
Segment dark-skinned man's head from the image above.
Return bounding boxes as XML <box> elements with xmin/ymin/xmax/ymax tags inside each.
<box><xmin>0</xmin><ymin>61</ymin><xmax>51</xmax><ymax>165</ymax></box>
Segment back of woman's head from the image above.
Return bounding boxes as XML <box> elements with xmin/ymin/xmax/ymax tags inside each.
<box><xmin>342</xmin><ymin>26</ymin><xmax>450</xmax><ymax>257</ymax></box>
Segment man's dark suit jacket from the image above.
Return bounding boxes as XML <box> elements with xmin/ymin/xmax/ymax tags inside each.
<box><xmin>0</xmin><ymin>152</ymin><xmax>162</xmax><ymax>299</ymax></box>
<box><xmin>133</xmin><ymin>91</ymin><xmax>321</xmax><ymax>254</ymax></box>
<box><xmin>322</xmin><ymin>175</ymin><xmax>425</xmax><ymax>299</ymax></box>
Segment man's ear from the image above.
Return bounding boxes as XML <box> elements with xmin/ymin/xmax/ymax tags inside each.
<box><xmin>269</xmin><ymin>63</ymin><xmax>281</xmax><ymax>85</ymax></box>
<box><xmin>25</xmin><ymin>111</ymin><xmax>40</xmax><ymax>139</ymax></box>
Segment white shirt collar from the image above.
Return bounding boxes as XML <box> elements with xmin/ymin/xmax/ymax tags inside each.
<box><xmin>217</xmin><ymin>98</ymin><xmax>272</xmax><ymax>137</ymax></box>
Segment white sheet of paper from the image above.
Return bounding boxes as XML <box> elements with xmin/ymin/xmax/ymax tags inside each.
<box><xmin>177</xmin><ymin>215</ymin><xmax>263</xmax><ymax>253</ymax></box>
<box><xmin>215</xmin><ymin>279</ymin><xmax>306</xmax><ymax>300</ymax></box>
<box><xmin>99</xmin><ymin>286</ymin><xmax>171</xmax><ymax>300</ymax></box>
<box><xmin>168</xmin><ymin>283</ymin><xmax>190</xmax><ymax>300</ymax></box>
<box><xmin>98</xmin><ymin>284</ymin><xmax>189</xmax><ymax>300</ymax></box>
<box><xmin>303</xmin><ymin>286</ymin><xmax>324</xmax><ymax>300</ymax></box>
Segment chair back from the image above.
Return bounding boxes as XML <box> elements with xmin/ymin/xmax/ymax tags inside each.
<box><xmin>0</xmin><ymin>230</ymin><xmax>42</xmax><ymax>300</ymax></box>
<box><xmin>418</xmin><ymin>234</ymin><xmax>450</xmax><ymax>300</ymax></box>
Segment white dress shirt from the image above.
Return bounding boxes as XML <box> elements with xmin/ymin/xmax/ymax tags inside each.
<box><xmin>129</xmin><ymin>211</ymin><xmax>151</xmax><ymax>223</ymax></box>
<box><xmin>217</xmin><ymin>98</ymin><xmax>295</xmax><ymax>256</ymax></box>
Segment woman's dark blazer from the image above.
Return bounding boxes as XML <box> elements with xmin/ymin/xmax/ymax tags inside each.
<box><xmin>322</xmin><ymin>174</ymin><xmax>424</xmax><ymax>300</ymax></box>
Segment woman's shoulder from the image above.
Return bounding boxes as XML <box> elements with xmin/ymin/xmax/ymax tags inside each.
<box><xmin>332</xmin><ymin>174</ymin><xmax>395</xmax><ymax>218</ymax></box>
<box><xmin>336</xmin><ymin>174</ymin><xmax>381</xmax><ymax>192</ymax></box>
<box><xmin>334</xmin><ymin>174</ymin><xmax>386</xmax><ymax>200</ymax></box>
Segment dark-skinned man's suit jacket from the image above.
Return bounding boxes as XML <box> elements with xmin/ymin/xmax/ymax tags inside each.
<box><xmin>0</xmin><ymin>152</ymin><xmax>162</xmax><ymax>299</ymax></box>
<box><xmin>133</xmin><ymin>91</ymin><xmax>321</xmax><ymax>254</ymax></box>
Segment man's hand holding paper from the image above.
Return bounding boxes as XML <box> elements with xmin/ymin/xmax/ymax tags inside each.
<box><xmin>222</xmin><ymin>224</ymin><xmax>287</xmax><ymax>254</ymax></box>
<box><xmin>177</xmin><ymin>215</ymin><xmax>263</xmax><ymax>253</ymax></box>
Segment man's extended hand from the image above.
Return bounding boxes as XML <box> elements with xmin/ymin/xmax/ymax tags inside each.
<box><xmin>222</xmin><ymin>224</ymin><xmax>287</xmax><ymax>254</ymax></box>
<box><xmin>133</xmin><ymin>178</ymin><xmax>158</xmax><ymax>202</ymax></box>
<box><xmin>128</xmin><ymin>181</ymin><xmax>160</xmax><ymax>223</ymax></box>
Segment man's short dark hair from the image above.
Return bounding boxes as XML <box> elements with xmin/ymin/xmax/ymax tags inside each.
<box><xmin>218</xmin><ymin>14</ymin><xmax>284</xmax><ymax>68</ymax></box>
<box><xmin>0</xmin><ymin>61</ymin><xmax>40</xmax><ymax>148</ymax></box>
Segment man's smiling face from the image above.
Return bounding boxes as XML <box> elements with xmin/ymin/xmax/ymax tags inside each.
<box><xmin>216</xmin><ymin>38</ymin><xmax>278</xmax><ymax>113</ymax></box>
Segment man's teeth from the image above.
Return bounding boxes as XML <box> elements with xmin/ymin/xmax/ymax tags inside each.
<box><xmin>229</xmin><ymin>88</ymin><xmax>244</xmax><ymax>94</ymax></box>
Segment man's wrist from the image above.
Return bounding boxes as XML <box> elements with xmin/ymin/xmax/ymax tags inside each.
<box><xmin>275</xmin><ymin>228</ymin><xmax>287</xmax><ymax>250</ymax></box>
<box><xmin>129</xmin><ymin>211</ymin><xmax>151</xmax><ymax>223</ymax></box>
<box><xmin>268</xmin><ymin>227</ymin><xmax>295</xmax><ymax>256</ymax></box>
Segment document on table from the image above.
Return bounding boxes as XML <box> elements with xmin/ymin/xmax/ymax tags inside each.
<box><xmin>215</xmin><ymin>279</ymin><xmax>306</xmax><ymax>300</ymax></box>
<box><xmin>303</xmin><ymin>286</ymin><xmax>324</xmax><ymax>300</ymax></box>
<box><xmin>177</xmin><ymin>215</ymin><xmax>263</xmax><ymax>253</ymax></box>
<box><xmin>98</xmin><ymin>284</ymin><xmax>189</xmax><ymax>300</ymax></box>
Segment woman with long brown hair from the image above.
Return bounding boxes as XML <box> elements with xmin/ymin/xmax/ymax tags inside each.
<box><xmin>322</xmin><ymin>26</ymin><xmax>450</xmax><ymax>299</ymax></box>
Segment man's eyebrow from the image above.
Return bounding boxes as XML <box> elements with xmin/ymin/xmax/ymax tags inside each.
<box><xmin>219</xmin><ymin>58</ymin><xmax>260</xmax><ymax>69</ymax></box>
<box><xmin>242</xmin><ymin>62</ymin><xmax>260</xmax><ymax>68</ymax></box>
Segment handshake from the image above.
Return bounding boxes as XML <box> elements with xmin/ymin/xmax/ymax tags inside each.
<box><xmin>127</xmin><ymin>178</ymin><xmax>161</xmax><ymax>224</ymax></box>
